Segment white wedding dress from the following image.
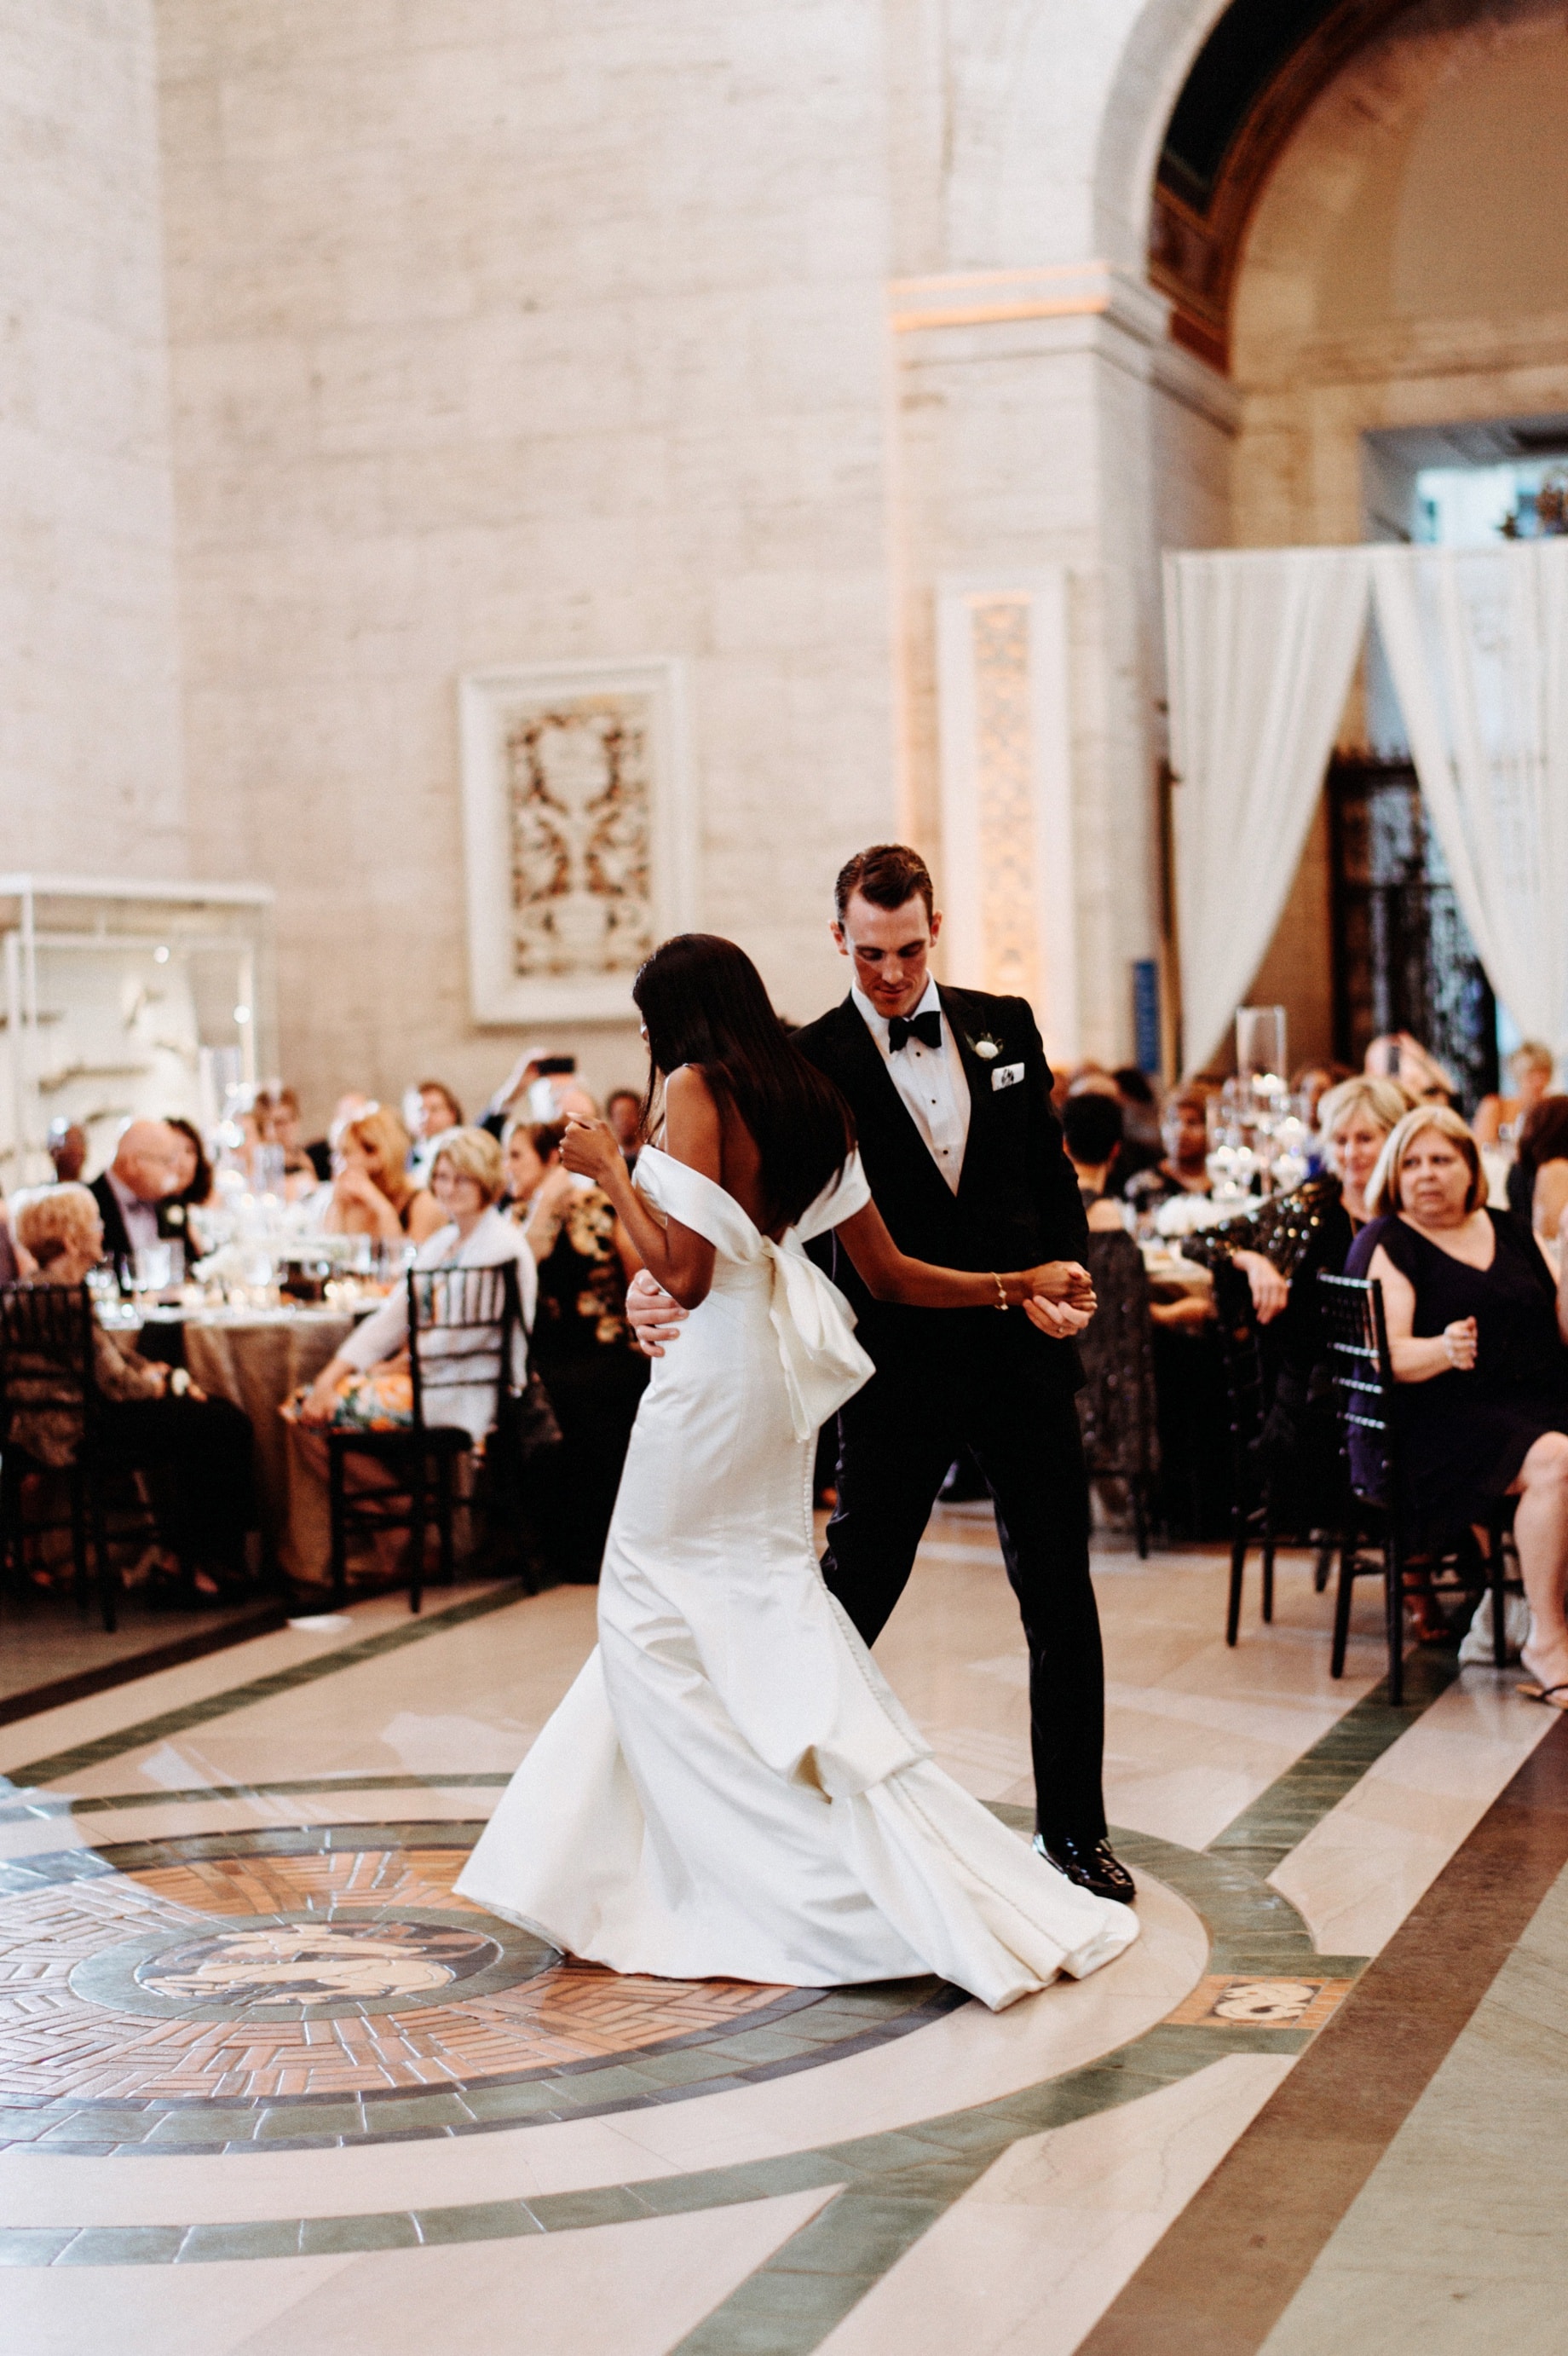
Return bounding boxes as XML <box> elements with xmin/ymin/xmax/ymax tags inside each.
<box><xmin>456</xmin><ymin>1146</ymin><xmax>1138</xmax><ymax>2009</ymax></box>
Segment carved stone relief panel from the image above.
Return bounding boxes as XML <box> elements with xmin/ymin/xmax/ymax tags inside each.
<box><xmin>460</xmin><ymin>661</ymin><xmax>695</xmax><ymax>1024</ymax></box>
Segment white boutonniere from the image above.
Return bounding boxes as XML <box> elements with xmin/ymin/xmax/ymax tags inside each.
<box><xmin>969</xmin><ymin>1033</ymin><xmax>1002</xmax><ymax>1060</ymax></box>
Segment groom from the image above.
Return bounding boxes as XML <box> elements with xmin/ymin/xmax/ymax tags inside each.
<box><xmin>628</xmin><ymin>843</ymin><xmax>1131</xmax><ymax>1905</ymax></box>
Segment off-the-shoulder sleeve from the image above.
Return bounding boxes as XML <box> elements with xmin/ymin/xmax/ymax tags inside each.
<box><xmin>793</xmin><ymin>1151</ymin><xmax>873</xmax><ymax>1244</ymax></box>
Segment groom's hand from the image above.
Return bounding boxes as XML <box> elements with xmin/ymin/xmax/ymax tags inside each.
<box><xmin>626</xmin><ymin>1268</ymin><xmax>688</xmax><ymax>1359</ymax></box>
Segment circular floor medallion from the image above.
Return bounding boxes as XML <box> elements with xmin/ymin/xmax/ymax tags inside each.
<box><xmin>1</xmin><ymin>1823</ymin><xmax>964</xmax><ymax>2151</ymax></box>
<box><xmin>130</xmin><ymin>1918</ymin><xmax>505</xmax><ymax>2013</ymax></box>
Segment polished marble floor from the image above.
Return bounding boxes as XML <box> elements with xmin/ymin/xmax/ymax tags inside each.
<box><xmin>0</xmin><ymin>1516</ymin><xmax>1559</xmax><ymax>2353</ymax></box>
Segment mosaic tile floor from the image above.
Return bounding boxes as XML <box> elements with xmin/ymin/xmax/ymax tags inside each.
<box><xmin>0</xmin><ymin>1531</ymin><xmax>1554</xmax><ymax>2354</ymax></box>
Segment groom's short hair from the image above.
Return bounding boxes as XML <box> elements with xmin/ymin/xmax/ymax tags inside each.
<box><xmin>834</xmin><ymin>843</ymin><xmax>935</xmax><ymax>926</ymax></box>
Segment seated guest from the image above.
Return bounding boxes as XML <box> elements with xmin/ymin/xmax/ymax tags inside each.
<box><xmin>159</xmin><ymin>1116</ymin><xmax>217</xmax><ymax>1262</ymax></box>
<box><xmin>1110</xmin><ymin>1066</ymin><xmax>1164</xmax><ymax>1183</ymax></box>
<box><xmin>1061</xmin><ymin>1094</ymin><xmax>1128</xmax><ymax>1230</ymax></box>
<box><xmin>1363</xmin><ymin>1031</ymin><xmax>1457</xmax><ymax>1106</ymax></box>
<box><xmin>605</xmin><ymin>1088</ymin><xmax>643</xmax><ymax>1169</ymax></box>
<box><xmin>408</xmin><ymin>1078</ymin><xmax>463</xmax><ymax>1181</ymax></box>
<box><xmin>1124</xmin><ymin>1086</ymin><xmax>1213</xmax><ymax>1214</ymax></box>
<box><xmin>47</xmin><ymin>1119</ymin><xmax>88</xmax><ymax>1183</ymax></box>
<box><xmin>286</xmin><ymin>1131</ymin><xmax>537</xmax><ymax>1590</ymax></box>
<box><xmin>256</xmin><ymin>1087</ymin><xmax>319</xmax><ymax>1198</ymax></box>
<box><xmin>302</xmin><ymin>1129</ymin><xmax>536</xmax><ymax>1431</ymax></box>
<box><xmin>305</xmin><ymin>1090</ymin><xmax>372</xmax><ymax>1182</ymax></box>
<box><xmin>321</xmin><ymin>1104</ymin><xmax>445</xmax><ymax>1245</ymax></box>
<box><xmin>502</xmin><ymin>1115</ymin><xmax>647</xmax><ymax>1582</ymax></box>
<box><xmin>89</xmin><ymin>1119</ymin><xmax>182</xmax><ymax>1278</ymax></box>
<box><xmin>1476</xmin><ymin>1040</ymin><xmax>1554</xmax><ymax>1148</ymax></box>
<box><xmin>1515</xmin><ymin>1095</ymin><xmax>1568</xmax><ymax>1263</ymax></box>
<box><xmin>11</xmin><ymin>1185</ymin><xmax>257</xmax><ymax>1597</ymax></box>
<box><xmin>1346</xmin><ymin>1106</ymin><xmax>1568</xmax><ymax>1695</ymax></box>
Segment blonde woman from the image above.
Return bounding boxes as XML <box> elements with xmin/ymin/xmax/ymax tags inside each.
<box><xmin>1346</xmin><ymin>1106</ymin><xmax>1568</xmax><ymax>1701</ymax></box>
<box><xmin>323</xmin><ymin>1104</ymin><xmax>444</xmax><ymax>1245</ymax></box>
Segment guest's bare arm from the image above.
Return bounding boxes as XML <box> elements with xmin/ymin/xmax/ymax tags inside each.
<box><xmin>1368</xmin><ymin>1243</ymin><xmax>1476</xmax><ymax>1378</ymax></box>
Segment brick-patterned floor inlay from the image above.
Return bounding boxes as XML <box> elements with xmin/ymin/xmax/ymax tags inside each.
<box><xmin>0</xmin><ymin>1825</ymin><xmax>959</xmax><ymax>2146</ymax></box>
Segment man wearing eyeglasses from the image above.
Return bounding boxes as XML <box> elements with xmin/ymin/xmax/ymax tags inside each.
<box><xmin>626</xmin><ymin>842</ymin><xmax>1131</xmax><ymax>1908</ymax></box>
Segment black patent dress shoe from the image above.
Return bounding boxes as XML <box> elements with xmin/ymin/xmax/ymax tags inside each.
<box><xmin>1033</xmin><ymin>1833</ymin><xmax>1137</xmax><ymax>1905</ymax></box>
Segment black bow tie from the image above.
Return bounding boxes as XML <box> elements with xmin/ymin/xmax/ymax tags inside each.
<box><xmin>888</xmin><ymin>1009</ymin><xmax>943</xmax><ymax>1054</ymax></box>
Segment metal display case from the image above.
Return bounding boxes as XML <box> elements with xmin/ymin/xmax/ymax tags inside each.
<box><xmin>0</xmin><ymin>875</ymin><xmax>276</xmax><ymax>1187</ymax></box>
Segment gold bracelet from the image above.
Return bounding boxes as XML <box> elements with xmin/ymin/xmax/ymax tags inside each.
<box><xmin>992</xmin><ymin>1271</ymin><xmax>1008</xmax><ymax>1311</ymax></box>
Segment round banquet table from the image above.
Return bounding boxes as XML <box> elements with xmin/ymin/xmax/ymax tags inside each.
<box><xmin>135</xmin><ymin>1306</ymin><xmax>360</xmax><ymax>1563</ymax></box>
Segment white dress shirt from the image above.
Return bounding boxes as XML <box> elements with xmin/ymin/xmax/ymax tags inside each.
<box><xmin>850</xmin><ymin>978</ymin><xmax>971</xmax><ymax>1193</ymax></box>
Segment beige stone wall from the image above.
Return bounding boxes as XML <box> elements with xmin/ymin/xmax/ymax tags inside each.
<box><xmin>1231</xmin><ymin>0</ymin><xmax>1568</xmax><ymax>548</ymax></box>
<box><xmin>0</xmin><ymin>3</ymin><xmax>185</xmax><ymax>877</ymax></box>
<box><xmin>158</xmin><ymin>0</ymin><xmax>900</xmax><ymax>1126</ymax></box>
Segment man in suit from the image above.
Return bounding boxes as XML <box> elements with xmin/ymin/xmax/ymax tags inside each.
<box><xmin>90</xmin><ymin>1120</ymin><xmax>182</xmax><ymax>1278</ymax></box>
<box><xmin>628</xmin><ymin>843</ymin><xmax>1131</xmax><ymax>1904</ymax></box>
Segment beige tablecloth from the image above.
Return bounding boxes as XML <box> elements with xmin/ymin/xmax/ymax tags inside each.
<box><xmin>181</xmin><ymin>1314</ymin><xmax>355</xmax><ymax>1560</ymax></box>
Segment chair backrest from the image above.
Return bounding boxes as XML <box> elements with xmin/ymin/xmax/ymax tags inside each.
<box><xmin>1212</xmin><ymin>1256</ymin><xmax>1267</xmax><ymax>1456</ymax></box>
<box><xmin>405</xmin><ymin>1262</ymin><xmax>521</xmax><ymax>1432</ymax></box>
<box><xmin>0</xmin><ymin>1280</ymin><xmax>98</xmax><ymax>1442</ymax></box>
<box><xmin>1316</xmin><ymin>1271</ymin><xmax>1397</xmax><ymax>1505</ymax></box>
<box><xmin>1077</xmin><ymin>1229</ymin><xmax>1160</xmax><ymax>1479</ymax></box>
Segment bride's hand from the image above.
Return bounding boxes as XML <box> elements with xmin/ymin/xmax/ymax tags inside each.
<box><xmin>1028</xmin><ymin>1260</ymin><xmax>1096</xmax><ymax>1307</ymax></box>
<box><xmin>562</xmin><ymin>1117</ymin><xmax>622</xmax><ymax>1187</ymax></box>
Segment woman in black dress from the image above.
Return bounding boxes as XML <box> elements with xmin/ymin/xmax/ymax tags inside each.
<box><xmin>504</xmin><ymin>1118</ymin><xmax>649</xmax><ymax>1582</ymax></box>
<box><xmin>1346</xmin><ymin>1106</ymin><xmax>1568</xmax><ymax>1706</ymax></box>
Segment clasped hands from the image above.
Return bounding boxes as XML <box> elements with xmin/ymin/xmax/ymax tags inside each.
<box><xmin>625</xmin><ymin>1259</ymin><xmax>1098</xmax><ymax>1357</ymax></box>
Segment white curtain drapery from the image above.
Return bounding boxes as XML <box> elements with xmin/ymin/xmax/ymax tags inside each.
<box><xmin>1164</xmin><ymin>547</ymin><xmax>1370</xmax><ymax>1077</ymax></box>
<box><xmin>1369</xmin><ymin>541</ymin><xmax>1568</xmax><ymax>1063</ymax></box>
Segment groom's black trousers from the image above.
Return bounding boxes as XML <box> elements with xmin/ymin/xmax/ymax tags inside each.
<box><xmin>821</xmin><ymin>1345</ymin><xmax>1104</xmax><ymax>1847</ymax></box>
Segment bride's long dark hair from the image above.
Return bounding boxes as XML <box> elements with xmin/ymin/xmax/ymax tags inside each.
<box><xmin>633</xmin><ymin>934</ymin><xmax>855</xmax><ymax>1232</ymax></box>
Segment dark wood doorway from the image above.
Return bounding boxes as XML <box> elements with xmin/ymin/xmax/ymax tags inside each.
<box><xmin>1328</xmin><ymin>755</ymin><xmax>1498</xmax><ymax>1115</ymax></box>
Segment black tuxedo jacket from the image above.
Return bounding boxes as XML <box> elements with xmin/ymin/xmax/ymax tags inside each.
<box><xmin>794</xmin><ymin>986</ymin><xmax>1088</xmax><ymax>1395</ymax></box>
<box><xmin>89</xmin><ymin>1171</ymin><xmax>134</xmax><ymax>1269</ymax></box>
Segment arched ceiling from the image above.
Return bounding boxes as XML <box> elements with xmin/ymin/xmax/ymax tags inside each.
<box><xmin>1150</xmin><ymin>0</ymin><xmax>1421</xmax><ymax>369</ymax></box>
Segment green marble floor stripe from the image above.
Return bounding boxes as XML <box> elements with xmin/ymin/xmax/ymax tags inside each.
<box><xmin>0</xmin><ymin>1771</ymin><xmax>515</xmax><ymax>1826</ymax></box>
<box><xmin>0</xmin><ymin>1584</ymin><xmax>530</xmax><ymax>1792</ymax></box>
<box><xmin>1207</xmin><ymin>1650</ymin><xmax>1461</xmax><ymax>1879</ymax></box>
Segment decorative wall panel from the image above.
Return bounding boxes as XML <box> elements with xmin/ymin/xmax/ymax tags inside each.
<box><xmin>459</xmin><ymin>661</ymin><xmax>695</xmax><ymax>1025</ymax></box>
<box><xmin>935</xmin><ymin>575</ymin><xmax>1079</xmax><ymax>1063</ymax></box>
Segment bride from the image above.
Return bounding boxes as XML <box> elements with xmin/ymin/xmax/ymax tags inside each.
<box><xmin>457</xmin><ymin>935</ymin><xmax>1138</xmax><ymax>2007</ymax></box>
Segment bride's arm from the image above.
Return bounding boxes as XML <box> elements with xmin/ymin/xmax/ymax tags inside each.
<box><xmin>562</xmin><ymin>1070</ymin><xmax>718</xmax><ymax>1308</ymax></box>
<box><xmin>833</xmin><ymin>1198</ymin><xmax>1095</xmax><ymax>1322</ymax></box>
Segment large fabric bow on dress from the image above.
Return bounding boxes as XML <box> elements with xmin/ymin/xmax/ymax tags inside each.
<box><xmin>632</xmin><ymin>1146</ymin><xmax>875</xmax><ymax>1438</ymax></box>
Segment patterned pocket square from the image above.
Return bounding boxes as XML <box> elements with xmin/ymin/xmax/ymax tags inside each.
<box><xmin>991</xmin><ymin>1062</ymin><xmax>1025</xmax><ymax>1092</ymax></box>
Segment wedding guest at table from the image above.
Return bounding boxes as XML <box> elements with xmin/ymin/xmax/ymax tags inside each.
<box><xmin>89</xmin><ymin>1119</ymin><xmax>182</xmax><ymax>1279</ymax></box>
<box><xmin>605</xmin><ymin>1088</ymin><xmax>643</xmax><ymax>1170</ymax></box>
<box><xmin>500</xmin><ymin>1117</ymin><xmax>646</xmax><ymax>1581</ymax></box>
<box><xmin>1109</xmin><ymin>1067</ymin><xmax>1164</xmax><ymax>1185</ymax></box>
<box><xmin>11</xmin><ymin>1184</ymin><xmax>257</xmax><ymax>1600</ymax></box>
<box><xmin>1476</xmin><ymin>1041</ymin><xmax>1554</xmax><ymax>1148</ymax></box>
<box><xmin>1061</xmin><ymin>1095</ymin><xmax>1128</xmax><ymax>1230</ymax></box>
<box><xmin>321</xmin><ymin>1104</ymin><xmax>445</xmax><ymax>1246</ymax></box>
<box><xmin>1123</xmin><ymin>1087</ymin><xmax>1213</xmax><ymax>1216</ymax></box>
<box><xmin>305</xmin><ymin>1090</ymin><xmax>372</xmax><ymax>1182</ymax></box>
<box><xmin>408</xmin><ymin>1079</ymin><xmax>464</xmax><ymax>1181</ymax></box>
<box><xmin>256</xmin><ymin>1087</ymin><xmax>318</xmax><ymax>1198</ymax></box>
<box><xmin>46</xmin><ymin>1119</ymin><xmax>87</xmax><ymax>1184</ymax></box>
<box><xmin>1513</xmin><ymin>1095</ymin><xmax>1568</xmax><ymax>1261</ymax></box>
<box><xmin>158</xmin><ymin>1117</ymin><xmax>217</xmax><ymax>1264</ymax></box>
<box><xmin>1346</xmin><ymin>1106</ymin><xmax>1568</xmax><ymax>1701</ymax></box>
<box><xmin>286</xmin><ymin>1130</ymin><xmax>538</xmax><ymax>1588</ymax></box>
<box><xmin>1364</xmin><ymin>1031</ymin><xmax>1457</xmax><ymax>1106</ymax></box>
